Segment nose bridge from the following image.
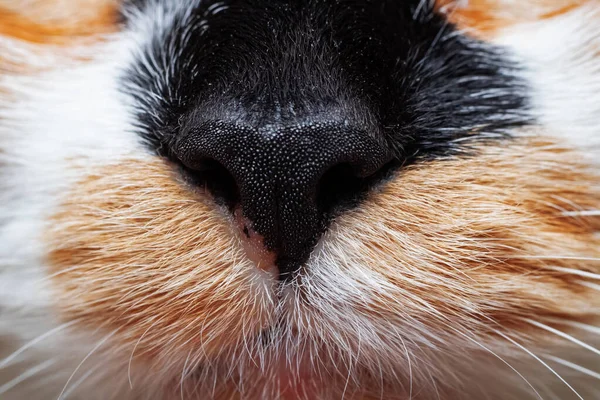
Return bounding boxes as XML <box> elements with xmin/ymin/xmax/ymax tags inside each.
<box><xmin>198</xmin><ymin>121</ymin><xmax>384</xmax><ymax>193</ymax></box>
<box><xmin>232</xmin><ymin>123</ymin><xmax>387</xmax><ymax>206</ymax></box>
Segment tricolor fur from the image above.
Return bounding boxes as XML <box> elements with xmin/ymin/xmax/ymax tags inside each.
<box><xmin>0</xmin><ymin>1</ymin><xmax>599</xmax><ymax>399</ymax></box>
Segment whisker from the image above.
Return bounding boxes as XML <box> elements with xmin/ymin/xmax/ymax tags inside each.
<box><xmin>524</xmin><ymin>320</ymin><xmax>600</xmax><ymax>356</ymax></box>
<box><xmin>128</xmin><ymin>318</ymin><xmax>162</xmax><ymax>389</ymax></box>
<box><xmin>375</xmin><ymin>358</ymin><xmax>384</xmax><ymax>400</ymax></box>
<box><xmin>397</xmin><ymin>334</ymin><xmax>413</xmax><ymax>400</ymax></box>
<box><xmin>493</xmin><ymin>330</ymin><xmax>583</xmax><ymax>400</ymax></box>
<box><xmin>60</xmin><ymin>364</ymin><xmax>102</xmax><ymax>399</ymax></box>
<box><xmin>551</xmin><ymin>320</ymin><xmax>600</xmax><ymax>336</ymax></box>
<box><xmin>424</xmin><ymin>362</ymin><xmax>441</xmax><ymax>400</ymax></box>
<box><xmin>56</xmin><ymin>330</ymin><xmax>117</xmax><ymax>400</ymax></box>
<box><xmin>447</xmin><ymin>327</ymin><xmax>543</xmax><ymax>400</ymax></box>
<box><xmin>544</xmin><ymin>355</ymin><xmax>600</xmax><ymax>380</ymax></box>
<box><xmin>0</xmin><ymin>359</ymin><xmax>56</xmax><ymax>395</ymax></box>
<box><xmin>562</xmin><ymin>210</ymin><xmax>600</xmax><ymax>217</ymax></box>
<box><xmin>340</xmin><ymin>335</ymin><xmax>357</xmax><ymax>400</ymax></box>
<box><xmin>0</xmin><ymin>322</ymin><xmax>77</xmax><ymax>368</ymax></box>
<box><xmin>538</xmin><ymin>384</ymin><xmax>563</xmax><ymax>400</ymax></box>
<box><xmin>543</xmin><ymin>266</ymin><xmax>600</xmax><ymax>281</ymax></box>
<box><xmin>520</xmin><ymin>256</ymin><xmax>600</xmax><ymax>262</ymax></box>
<box><xmin>180</xmin><ymin>350</ymin><xmax>193</xmax><ymax>400</ymax></box>
<box><xmin>577</xmin><ymin>280</ymin><xmax>600</xmax><ymax>291</ymax></box>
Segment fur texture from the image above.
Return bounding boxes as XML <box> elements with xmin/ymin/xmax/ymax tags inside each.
<box><xmin>0</xmin><ymin>0</ymin><xmax>599</xmax><ymax>399</ymax></box>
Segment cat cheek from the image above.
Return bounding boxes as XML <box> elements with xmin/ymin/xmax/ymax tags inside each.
<box><xmin>322</xmin><ymin>136</ymin><xmax>600</xmax><ymax>344</ymax></box>
<box><xmin>44</xmin><ymin>158</ymin><xmax>277</xmax><ymax>366</ymax></box>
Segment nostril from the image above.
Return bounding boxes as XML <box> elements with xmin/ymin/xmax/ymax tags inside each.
<box><xmin>317</xmin><ymin>163</ymin><xmax>362</xmax><ymax>213</ymax></box>
<box><xmin>316</xmin><ymin>160</ymin><xmax>390</xmax><ymax>215</ymax></box>
<box><xmin>171</xmin><ymin>120</ymin><xmax>396</xmax><ymax>280</ymax></box>
<box><xmin>180</xmin><ymin>157</ymin><xmax>240</xmax><ymax>208</ymax></box>
<box><xmin>316</xmin><ymin>163</ymin><xmax>370</xmax><ymax>213</ymax></box>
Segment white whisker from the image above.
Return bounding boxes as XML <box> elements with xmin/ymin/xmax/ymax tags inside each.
<box><xmin>60</xmin><ymin>364</ymin><xmax>102</xmax><ymax>399</ymax></box>
<box><xmin>562</xmin><ymin>210</ymin><xmax>600</xmax><ymax>217</ymax></box>
<box><xmin>544</xmin><ymin>266</ymin><xmax>600</xmax><ymax>280</ymax></box>
<box><xmin>128</xmin><ymin>318</ymin><xmax>162</xmax><ymax>389</ymax></box>
<box><xmin>0</xmin><ymin>322</ymin><xmax>77</xmax><ymax>368</ymax></box>
<box><xmin>545</xmin><ymin>355</ymin><xmax>600</xmax><ymax>380</ymax></box>
<box><xmin>577</xmin><ymin>280</ymin><xmax>600</xmax><ymax>291</ymax></box>
<box><xmin>424</xmin><ymin>362</ymin><xmax>441</xmax><ymax>400</ymax></box>
<box><xmin>553</xmin><ymin>320</ymin><xmax>600</xmax><ymax>336</ymax></box>
<box><xmin>56</xmin><ymin>330</ymin><xmax>117</xmax><ymax>400</ymax></box>
<box><xmin>524</xmin><ymin>320</ymin><xmax>600</xmax><ymax>356</ymax></box>
<box><xmin>521</xmin><ymin>256</ymin><xmax>600</xmax><ymax>262</ymax></box>
<box><xmin>0</xmin><ymin>359</ymin><xmax>56</xmax><ymax>395</ymax></box>
<box><xmin>538</xmin><ymin>385</ymin><xmax>563</xmax><ymax>400</ymax></box>
<box><xmin>180</xmin><ymin>350</ymin><xmax>192</xmax><ymax>400</ymax></box>
<box><xmin>398</xmin><ymin>334</ymin><xmax>413</xmax><ymax>400</ymax></box>
<box><xmin>494</xmin><ymin>330</ymin><xmax>583</xmax><ymax>400</ymax></box>
<box><xmin>448</xmin><ymin>327</ymin><xmax>543</xmax><ymax>400</ymax></box>
<box><xmin>340</xmin><ymin>335</ymin><xmax>357</xmax><ymax>400</ymax></box>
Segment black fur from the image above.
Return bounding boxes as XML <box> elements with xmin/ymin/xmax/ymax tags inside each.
<box><xmin>123</xmin><ymin>0</ymin><xmax>531</xmax><ymax>279</ymax></box>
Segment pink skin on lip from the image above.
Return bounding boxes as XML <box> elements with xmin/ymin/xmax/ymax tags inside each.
<box><xmin>233</xmin><ymin>209</ymin><xmax>320</xmax><ymax>398</ymax></box>
<box><xmin>233</xmin><ymin>207</ymin><xmax>278</xmax><ymax>277</ymax></box>
<box><xmin>272</xmin><ymin>349</ymin><xmax>319</xmax><ymax>400</ymax></box>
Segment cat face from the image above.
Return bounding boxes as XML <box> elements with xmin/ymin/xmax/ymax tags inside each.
<box><xmin>0</xmin><ymin>1</ymin><xmax>599</xmax><ymax>399</ymax></box>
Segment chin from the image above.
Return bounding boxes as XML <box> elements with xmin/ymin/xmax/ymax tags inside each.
<box><xmin>0</xmin><ymin>1</ymin><xmax>599</xmax><ymax>399</ymax></box>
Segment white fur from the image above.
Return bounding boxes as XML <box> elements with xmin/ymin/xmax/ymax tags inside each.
<box><xmin>0</xmin><ymin>1</ymin><xmax>598</xmax><ymax>399</ymax></box>
<box><xmin>0</xmin><ymin>30</ymin><xmax>150</xmax><ymax>399</ymax></box>
<box><xmin>494</xmin><ymin>3</ymin><xmax>600</xmax><ymax>155</ymax></box>
<box><xmin>0</xmin><ymin>2</ymin><xmax>222</xmax><ymax>397</ymax></box>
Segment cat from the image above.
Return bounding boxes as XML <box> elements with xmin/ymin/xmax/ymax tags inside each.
<box><xmin>0</xmin><ymin>0</ymin><xmax>599</xmax><ymax>399</ymax></box>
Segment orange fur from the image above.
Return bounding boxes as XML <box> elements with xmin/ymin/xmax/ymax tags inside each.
<box><xmin>45</xmin><ymin>136</ymin><xmax>600</xmax><ymax>398</ymax></box>
<box><xmin>330</xmin><ymin>138</ymin><xmax>600</xmax><ymax>329</ymax></box>
<box><xmin>0</xmin><ymin>0</ymin><xmax>118</xmax><ymax>44</ymax></box>
<box><xmin>436</xmin><ymin>0</ymin><xmax>590</xmax><ymax>38</ymax></box>
<box><xmin>0</xmin><ymin>0</ymin><xmax>119</xmax><ymax>74</ymax></box>
<box><xmin>0</xmin><ymin>1</ymin><xmax>595</xmax><ymax>398</ymax></box>
<box><xmin>47</xmin><ymin>163</ymin><xmax>276</xmax><ymax>372</ymax></box>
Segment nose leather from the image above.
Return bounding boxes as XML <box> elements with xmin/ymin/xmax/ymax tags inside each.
<box><xmin>175</xmin><ymin>120</ymin><xmax>391</xmax><ymax>279</ymax></box>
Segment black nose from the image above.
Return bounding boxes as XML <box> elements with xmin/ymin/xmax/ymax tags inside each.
<box><xmin>174</xmin><ymin>120</ymin><xmax>392</xmax><ymax>279</ymax></box>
